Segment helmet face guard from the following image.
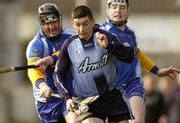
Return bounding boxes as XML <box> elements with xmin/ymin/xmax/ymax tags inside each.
<box><xmin>38</xmin><ymin>3</ymin><xmax>62</xmax><ymax>38</ymax></box>
<box><xmin>38</xmin><ymin>3</ymin><xmax>61</xmax><ymax>23</ymax></box>
<box><xmin>107</xmin><ymin>0</ymin><xmax>129</xmax><ymax>26</ymax></box>
<box><xmin>39</xmin><ymin>12</ymin><xmax>60</xmax><ymax>23</ymax></box>
<box><xmin>107</xmin><ymin>0</ymin><xmax>129</xmax><ymax>7</ymax></box>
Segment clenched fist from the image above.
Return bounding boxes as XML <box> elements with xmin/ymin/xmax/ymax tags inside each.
<box><xmin>95</xmin><ymin>32</ymin><xmax>108</xmax><ymax>48</ymax></box>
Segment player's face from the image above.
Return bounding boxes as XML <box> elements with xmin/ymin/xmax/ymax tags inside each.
<box><xmin>72</xmin><ymin>16</ymin><xmax>94</xmax><ymax>40</ymax></box>
<box><xmin>42</xmin><ymin>18</ymin><xmax>61</xmax><ymax>38</ymax></box>
<box><xmin>107</xmin><ymin>4</ymin><xmax>129</xmax><ymax>23</ymax></box>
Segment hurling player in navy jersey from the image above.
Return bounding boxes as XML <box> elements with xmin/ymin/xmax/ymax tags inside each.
<box><xmin>54</xmin><ymin>5</ymin><xmax>134</xmax><ymax>123</ymax></box>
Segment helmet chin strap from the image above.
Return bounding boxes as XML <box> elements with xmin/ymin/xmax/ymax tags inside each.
<box><xmin>109</xmin><ymin>19</ymin><xmax>127</xmax><ymax>26</ymax></box>
<box><xmin>45</xmin><ymin>30</ymin><xmax>62</xmax><ymax>40</ymax></box>
<box><xmin>40</xmin><ymin>29</ymin><xmax>62</xmax><ymax>40</ymax></box>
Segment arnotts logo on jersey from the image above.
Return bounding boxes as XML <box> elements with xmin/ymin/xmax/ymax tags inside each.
<box><xmin>78</xmin><ymin>53</ymin><xmax>108</xmax><ymax>73</ymax></box>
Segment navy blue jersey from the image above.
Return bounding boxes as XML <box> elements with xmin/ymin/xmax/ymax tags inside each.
<box><xmin>54</xmin><ymin>26</ymin><xmax>134</xmax><ymax>100</ymax></box>
<box><xmin>101</xmin><ymin>21</ymin><xmax>142</xmax><ymax>86</ymax></box>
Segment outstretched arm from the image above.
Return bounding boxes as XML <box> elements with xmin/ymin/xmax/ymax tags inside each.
<box><xmin>156</xmin><ymin>66</ymin><xmax>180</xmax><ymax>79</ymax></box>
<box><xmin>34</xmin><ymin>51</ymin><xmax>60</xmax><ymax>67</ymax></box>
<box><xmin>137</xmin><ymin>48</ymin><xmax>180</xmax><ymax>79</ymax></box>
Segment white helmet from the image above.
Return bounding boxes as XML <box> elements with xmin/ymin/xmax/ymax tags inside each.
<box><xmin>107</xmin><ymin>0</ymin><xmax>129</xmax><ymax>6</ymax></box>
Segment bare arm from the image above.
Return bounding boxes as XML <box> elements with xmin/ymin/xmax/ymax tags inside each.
<box><xmin>137</xmin><ymin>48</ymin><xmax>180</xmax><ymax>79</ymax></box>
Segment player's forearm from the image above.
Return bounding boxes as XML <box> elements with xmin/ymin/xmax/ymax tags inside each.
<box><xmin>54</xmin><ymin>79</ymin><xmax>71</xmax><ymax>101</ymax></box>
<box><xmin>54</xmin><ymin>70</ymin><xmax>71</xmax><ymax>101</ymax></box>
<box><xmin>27</xmin><ymin>58</ymin><xmax>46</xmax><ymax>86</ymax></box>
<box><xmin>44</xmin><ymin>51</ymin><xmax>60</xmax><ymax>65</ymax></box>
<box><xmin>106</xmin><ymin>40</ymin><xmax>134</xmax><ymax>63</ymax></box>
<box><xmin>137</xmin><ymin>50</ymin><xmax>178</xmax><ymax>77</ymax></box>
<box><xmin>27</xmin><ymin>67</ymin><xmax>46</xmax><ymax>86</ymax></box>
<box><xmin>137</xmin><ymin>49</ymin><xmax>159</xmax><ymax>73</ymax></box>
<box><xmin>54</xmin><ymin>52</ymin><xmax>71</xmax><ymax>101</ymax></box>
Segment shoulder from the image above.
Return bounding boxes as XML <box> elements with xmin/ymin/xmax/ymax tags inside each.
<box><xmin>126</xmin><ymin>26</ymin><xmax>136</xmax><ymax>35</ymax></box>
<box><xmin>62</xmin><ymin>28</ymin><xmax>75</xmax><ymax>35</ymax></box>
<box><xmin>126</xmin><ymin>26</ymin><xmax>137</xmax><ymax>40</ymax></box>
<box><xmin>100</xmin><ymin>21</ymin><xmax>112</xmax><ymax>31</ymax></box>
<box><xmin>60</xmin><ymin>29</ymin><xmax>75</xmax><ymax>41</ymax></box>
<box><xmin>97</xmin><ymin>27</ymin><xmax>116</xmax><ymax>40</ymax></box>
<box><xmin>26</xmin><ymin>32</ymin><xmax>45</xmax><ymax>58</ymax></box>
<box><xmin>61</xmin><ymin>35</ymin><xmax>78</xmax><ymax>50</ymax></box>
<box><xmin>27</xmin><ymin>33</ymin><xmax>44</xmax><ymax>49</ymax></box>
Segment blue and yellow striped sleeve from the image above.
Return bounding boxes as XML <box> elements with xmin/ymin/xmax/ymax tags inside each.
<box><xmin>27</xmin><ymin>50</ymin><xmax>60</xmax><ymax>87</ymax></box>
<box><xmin>137</xmin><ymin>49</ymin><xmax>159</xmax><ymax>74</ymax></box>
<box><xmin>27</xmin><ymin>57</ymin><xmax>45</xmax><ymax>87</ymax></box>
<box><xmin>51</xmin><ymin>51</ymin><xmax>60</xmax><ymax>63</ymax></box>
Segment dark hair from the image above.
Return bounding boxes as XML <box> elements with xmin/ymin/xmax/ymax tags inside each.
<box><xmin>71</xmin><ymin>5</ymin><xmax>93</xmax><ymax>20</ymax></box>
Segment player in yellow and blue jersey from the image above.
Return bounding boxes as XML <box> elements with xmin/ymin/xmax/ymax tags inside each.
<box><xmin>100</xmin><ymin>0</ymin><xmax>180</xmax><ymax>123</ymax></box>
<box><xmin>26</xmin><ymin>3</ymin><xmax>78</xmax><ymax>123</ymax></box>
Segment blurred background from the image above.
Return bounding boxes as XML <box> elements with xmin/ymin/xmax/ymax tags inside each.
<box><xmin>0</xmin><ymin>0</ymin><xmax>180</xmax><ymax>123</ymax></box>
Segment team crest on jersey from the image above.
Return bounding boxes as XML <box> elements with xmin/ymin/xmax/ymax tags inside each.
<box><xmin>76</xmin><ymin>48</ymin><xmax>81</xmax><ymax>54</ymax></box>
<box><xmin>31</xmin><ymin>48</ymin><xmax>40</xmax><ymax>57</ymax></box>
<box><xmin>78</xmin><ymin>53</ymin><xmax>108</xmax><ymax>73</ymax></box>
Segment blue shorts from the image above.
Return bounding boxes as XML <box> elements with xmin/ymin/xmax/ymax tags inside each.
<box><xmin>35</xmin><ymin>98</ymin><xmax>67</xmax><ymax>123</ymax></box>
<box><xmin>88</xmin><ymin>88</ymin><xmax>134</xmax><ymax>122</ymax></box>
<box><xmin>121</xmin><ymin>78</ymin><xmax>145</xmax><ymax>99</ymax></box>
